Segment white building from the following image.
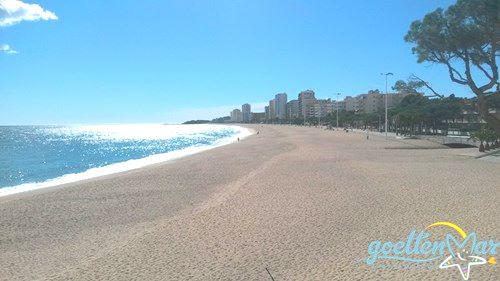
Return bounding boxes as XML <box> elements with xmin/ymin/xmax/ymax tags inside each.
<box><xmin>230</xmin><ymin>109</ymin><xmax>243</xmax><ymax>122</ymax></box>
<box><xmin>287</xmin><ymin>99</ymin><xmax>300</xmax><ymax>119</ymax></box>
<box><xmin>268</xmin><ymin>99</ymin><xmax>276</xmax><ymax>120</ymax></box>
<box><xmin>274</xmin><ymin>93</ymin><xmax>287</xmax><ymax>120</ymax></box>
<box><xmin>310</xmin><ymin>99</ymin><xmax>334</xmax><ymax>118</ymax></box>
<box><xmin>298</xmin><ymin>90</ymin><xmax>316</xmax><ymax>118</ymax></box>
<box><xmin>344</xmin><ymin>96</ymin><xmax>360</xmax><ymax>112</ymax></box>
<box><xmin>242</xmin><ymin>103</ymin><xmax>251</xmax><ymax>123</ymax></box>
<box><xmin>342</xmin><ymin>92</ymin><xmax>412</xmax><ymax>114</ymax></box>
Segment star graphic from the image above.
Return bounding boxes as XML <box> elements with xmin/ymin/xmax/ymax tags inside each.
<box><xmin>439</xmin><ymin>252</ymin><xmax>487</xmax><ymax>280</ymax></box>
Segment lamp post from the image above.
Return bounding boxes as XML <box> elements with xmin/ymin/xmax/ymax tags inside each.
<box><xmin>336</xmin><ymin>93</ymin><xmax>341</xmax><ymax>129</ymax></box>
<box><xmin>318</xmin><ymin>109</ymin><xmax>320</xmax><ymax>126</ymax></box>
<box><xmin>381</xmin><ymin>72</ymin><xmax>394</xmax><ymax>139</ymax></box>
<box><xmin>303</xmin><ymin>107</ymin><xmax>306</xmax><ymax>126</ymax></box>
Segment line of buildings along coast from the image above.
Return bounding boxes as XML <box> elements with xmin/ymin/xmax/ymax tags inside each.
<box><xmin>229</xmin><ymin>90</ymin><xmax>411</xmax><ymax>123</ymax></box>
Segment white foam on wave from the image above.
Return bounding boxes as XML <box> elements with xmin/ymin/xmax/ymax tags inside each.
<box><xmin>0</xmin><ymin>124</ymin><xmax>252</xmax><ymax>197</ymax></box>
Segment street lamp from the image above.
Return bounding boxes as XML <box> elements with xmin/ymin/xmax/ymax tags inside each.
<box><xmin>381</xmin><ymin>72</ymin><xmax>394</xmax><ymax>139</ymax></box>
<box><xmin>336</xmin><ymin>93</ymin><xmax>341</xmax><ymax>129</ymax></box>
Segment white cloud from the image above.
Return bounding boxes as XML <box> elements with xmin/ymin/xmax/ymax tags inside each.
<box><xmin>0</xmin><ymin>0</ymin><xmax>57</xmax><ymax>27</ymax></box>
<box><xmin>0</xmin><ymin>43</ymin><xmax>18</xmax><ymax>54</ymax></box>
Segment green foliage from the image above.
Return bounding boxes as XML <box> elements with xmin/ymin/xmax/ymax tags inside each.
<box><xmin>404</xmin><ymin>0</ymin><xmax>499</xmax><ymax>132</ymax></box>
<box><xmin>392</xmin><ymin>80</ymin><xmax>425</xmax><ymax>94</ymax></box>
<box><xmin>182</xmin><ymin>120</ymin><xmax>210</xmax><ymax>124</ymax></box>
<box><xmin>393</xmin><ymin>95</ymin><xmax>464</xmax><ymax>130</ymax></box>
<box><xmin>399</xmin><ymin>94</ymin><xmax>428</xmax><ymax>108</ymax></box>
<box><xmin>427</xmin><ymin>96</ymin><xmax>462</xmax><ymax>121</ymax></box>
<box><xmin>368</xmin><ymin>89</ymin><xmax>381</xmax><ymax>94</ymax></box>
<box><xmin>306</xmin><ymin>116</ymin><xmax>319</xmax><ymax>125</ymax></box>
<box><xmin>486</xmin><ymin>92</ymin><xmax>500</xmax><ymax>109</ymax></box>
<box><xmin>325</xmin><ymin>94</ymin><xmax>472</xmax><ymax>135</ymax></box>
<box><xmin>290</xmin><ymin>118</ymin><xmax>305</xmax><ymax>125</ymax></box>
<box><xmin>470</xmin><ymin>126</ymin><xmax>499</xmax><ymax>142</ymax></box>
<box><xmin>324</xmin><ymin>110</ymin><xmax>358</xmax><ymax>128</ymax></box>
<box><xmin>405</xmin><ymin>0</ymin><xmax>498</xmax><ymax>72</ymax></box>
<box><xmin>211</xmin><ymin>116</ymin><xmax>230</xmax><ymax>123</ymax></box>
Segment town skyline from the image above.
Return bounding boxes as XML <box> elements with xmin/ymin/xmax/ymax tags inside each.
<box><xmin>227</xmin><ymin>88</ymin><xmax>422</xmax><ymax>124</ymax></box>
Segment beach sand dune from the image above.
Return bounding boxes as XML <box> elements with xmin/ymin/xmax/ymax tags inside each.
<box><xmin>1</xmin><ymin>125</ymin><xmax>498</xmax><ymax>280</ymax></box>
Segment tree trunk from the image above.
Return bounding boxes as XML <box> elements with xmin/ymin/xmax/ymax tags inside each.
<box><xmin>477</xmin><ymin>95</ymin><xmax>500</xmax><ymax>135</ymax></box>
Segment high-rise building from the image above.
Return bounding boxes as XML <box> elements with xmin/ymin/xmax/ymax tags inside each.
<box><xmin>336</xmin><ymin>100</ymin><xmax>346</xmax><ymax>112</ymax></box>
<box><xmin>287</xmin><ymin>100</ymin><xmax>300</xmax><ymax>119</ymax></box>
<box><xmin>265</xmin><ymin>106</ymin><xmax>270</xmax><ymax>121</ymax></box>
<box><xmin>242</xmin><ymin>103</ymin><xmax>251</xmax><ymax>123</ymax></box>
<box><xmin>359</xmin><ymin>93</ymin><xmax>383</xmax><ymax>114</ymax></box>
<box><xmin>309</xmin><ymin>99</ymin><xmax>334</xmax><ymax>118</ymax></box>
<box><xmin>342</xmin><ymin>92</ymin><xmax>411</xmax><ymax>114</ymax></box>
<box><xmin>230</xmin><ymin>109</ymin><xmax>243</xmax><ymax>122</ymax></box>
<box><xmin>269</xmin><ymin>99</ymin><xmax>276</xmax><ymax>120</ymax></box>
<box><xmin>274</xmin><ymin>93</ymin><xmax>287</xmax><ymax>120</ymax></box>
<box><xmin>298</xmin><ymin>90</ymin><xmax>316</xmax><ymax>118</ymax></box>
<box><xmin>344</xmin><ymin>96</ymin><xmax>360</xmax><ymax>112</ymax></box>
<box><xmin>251</xmin><ymin>112</ymin><xmax>266</xmax><ymax>123</ymax></box>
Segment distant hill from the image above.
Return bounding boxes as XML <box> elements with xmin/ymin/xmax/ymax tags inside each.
<box><xmin>211</xmin><ymin>116</ymin><xmax>231</xmax><ymax>123</ymax></box>
<box><xmin>182</xmin><ymin>116</ymin><xmax>231</xmax><ymax>124</ymax></box>
<box><xmin>182</xmin><ymin>120</ymin><xmax>211</xmax><ymax>124</ymax></box>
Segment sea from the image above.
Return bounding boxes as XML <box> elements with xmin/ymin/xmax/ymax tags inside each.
<box><xmin>0</xmin><ymin>124</ymin><xmax>250</xmax><ymax>197</ymax></box>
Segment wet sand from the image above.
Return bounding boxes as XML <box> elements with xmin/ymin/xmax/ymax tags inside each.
<box><xmin>1</xmin><ymin>125</ymin><xmax>498</xmax><ymax>280</ymax></box>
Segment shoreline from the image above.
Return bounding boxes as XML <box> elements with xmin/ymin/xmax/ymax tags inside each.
<box><xmin>0</xmin><ymin>125</ymin><xmax>252</xmax><ymax>198</ymax></box>
<box><xmin>1</xmin><ymin>124</ymin><xmax>498</xmax><ymax>280</ymax></box>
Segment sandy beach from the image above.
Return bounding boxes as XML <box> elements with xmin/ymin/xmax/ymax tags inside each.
<box><xmin>1</xmin><ymin>125</ymin><xmax>498</xmax><ymax>280</ymax></box>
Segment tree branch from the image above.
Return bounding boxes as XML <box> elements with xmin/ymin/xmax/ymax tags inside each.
<box><xmin>462</xmin><ymin>51</ymin><xmax>482</xmax><ymax>94</ymax></box>
<box><xmin>409</xmin><ymin>74</ymin><xmax>444</xmax><ymax>98</ymax></box>
<box><xmin>478</xmin><ymin>45</ymin><xmax>499</xmax><ymax>92</ymax></box>
<box><xmin>473</xmin><ymin>63</ymin><xmax>494</xmax><ymax>80</ymax></box>
<box><xmin>444</xmin><ymin>59</ymin><xmax>468</xmax><ymax>85</ymax></box>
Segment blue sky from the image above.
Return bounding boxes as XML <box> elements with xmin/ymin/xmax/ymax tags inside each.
<box><xmin>1</xmin><ymin>0</ymin><xmax>471</xmax><ymax>124</ymax></box>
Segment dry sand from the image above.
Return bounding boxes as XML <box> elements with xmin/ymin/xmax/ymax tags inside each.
<box><xmin>1</xmin><ymin>125</ymin><xmax>498</xmax><ymax>280</ymax></box>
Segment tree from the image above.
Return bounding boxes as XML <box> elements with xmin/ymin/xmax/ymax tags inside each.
<box><xmin>400</xmin><ymin>94</ymin><xmax>428</xmax><ymax>108</ymax></box>
<box><xmin>394</xmin><ymin>94</ymin><xmax>429</xmax><ymax>135</ymax></box>
<box><xmin>393</xmin><ymin>75</ymin><xmax>445</xmax><ymax>98</ymax></box>
<box><xmin>486</xmin><ymin>91</ymin><xmax>500</xmax><ymax>109</ymax></box>
<box><xmin>470</xmin><ymin>126</ymin><xmax>499</xmax><ymax>152</ymax></box>
<box><xmin>392</xmin><ymin>80</ymin><xmax>421</xmax><ymax>94</ymax></box>
<box><xmin>408</xmin><ymin>74</ymin><xmax>445</xmax><ymax>99</ymax></box>
<box><xmin>404</xmin><ymin>0</ymin><xmax>500</xmax><ymax>133</ymax></box>
<box><xmin>182</xmin><ymin>120</ymin><xmax>210</xmax><ymax>124</ymax></box>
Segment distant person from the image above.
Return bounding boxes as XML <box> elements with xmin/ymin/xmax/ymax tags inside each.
<box><xmin>257</xmin><ymin>131</ymin><xmax>260</xmax><ymax>135</ymax></box>
<box><xmin>237</xmin><ymin>137</ymin><xmax>240</xmax><ymax>142</ymax></box>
